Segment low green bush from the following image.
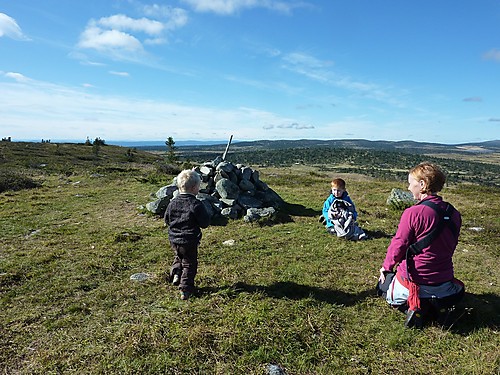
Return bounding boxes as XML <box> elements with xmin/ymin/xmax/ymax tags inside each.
<box><xmin>0</xmin><ymin>169</ymin><xmax>41</xmax><ymax>193</ymax></box>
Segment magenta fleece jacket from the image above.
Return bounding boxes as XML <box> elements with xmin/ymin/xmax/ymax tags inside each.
<box><xmin>382</xmin><ymin>195</ymin><xmax>461</xmax><ymax>285</ymax></box>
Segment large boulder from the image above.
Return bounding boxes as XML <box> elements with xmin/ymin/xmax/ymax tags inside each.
<box><xmin>387</xmin><ymin>188</ymin><xmax>416</xmax><ymax>210</ymax></box>
<box><xmin>216</xmin><ymin>178</ymin><xmax>240</xmax><ymax>199</ymax></box>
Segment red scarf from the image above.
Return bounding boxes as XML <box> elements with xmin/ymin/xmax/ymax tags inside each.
<box><xmin>397</xmin><ymin>272</ymin><xmax>421</xmax><ymax>311</ymax></box>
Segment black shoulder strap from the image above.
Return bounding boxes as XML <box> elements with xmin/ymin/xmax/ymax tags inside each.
<box><xmin>407</xmin><ymin>200</ymin><xmax>458</xmax><ymax>256</ymax></box>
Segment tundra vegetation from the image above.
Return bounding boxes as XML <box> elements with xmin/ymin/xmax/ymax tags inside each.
<box><xmin>0</xmin><ymin>140</ymin><xmax>499</xmax><ymax>374</ymax></box>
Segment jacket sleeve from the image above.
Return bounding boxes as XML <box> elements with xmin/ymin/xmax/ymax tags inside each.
<box><xmin>195</xmin><ymin>201</ymin><xmax>211</xmax><ymax>229</ymax></box>
<box><xmin>164</xmin><ymin>204</ymin><xmax>170</xmax><ymax>226</ymax></box>
<box><xmin>344</xmin><ymin>195</ymin><xmax>358</xmax><ymax>220</ymax></box>
<box><xmin>382</xmin><ymin>208</ymin><xmax>416</xmax><ymax>271</ymax></box>
<box><xmin>322</xmin><ymin>195</ymin><xmax>335</xmax><ymax>227</ymax></box>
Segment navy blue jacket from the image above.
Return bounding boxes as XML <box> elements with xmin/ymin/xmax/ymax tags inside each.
<box><xmin>164</xmin><ymin>193</ymin><xmax>210</xmax><ymax>245</ymax></box>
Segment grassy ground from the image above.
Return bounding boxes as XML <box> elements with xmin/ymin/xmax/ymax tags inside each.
<box><xmin>0</xmin><ymin>143</ymin><xmax>499</xmax><ymax>374</ymax></box>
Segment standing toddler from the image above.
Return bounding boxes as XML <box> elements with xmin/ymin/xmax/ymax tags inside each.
<box><xmin>164</xmin><ymin>170</ymin><xmax>210</xmax><ymax>300</ymax></box>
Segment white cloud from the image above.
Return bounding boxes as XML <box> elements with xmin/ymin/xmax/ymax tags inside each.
<box><xmin>143</xmin><ymin>5</ymin><xmax>189</xmax><ymax>30</ymax></box>
<box><xmin>0</xmin><ymin>13</ymin><xmax>30</xmax><ymax>40</ymax></box>
<box><xmin>145</xmin><ymin>37</ymin><xmax>167</xmax><ymax>45</ymax></box>
<box><xmin>277</xmin><ymin>122</ymin><xmax>314</xmax><ymax>129</ymax></box>
<box><xmin>4</xmin><ymin>72</ymin><xmax>31</xmax><ymax>83</ymax></box>
<box><xmin>181</xmin><ymin>0</ymin><xmax>307</xmax><ymax>15</ymax></box>
<box><xmin>76</xmin><ymin>8</ymin><xmax>190</xmax><ymax>61</ymax></box>
<box><xmin>97</xmin><ymin>14</ymin><xmax>164</xmax><ymax>35</ymax></box>
<box><xmin>78</xmin><ymin>23</ymin><xmax>144</xmax><ymax>52</ymax></box>
<box><xmin>263</xmin><ymin>122</ymin><xmax>314</xmax><ymax>130</ymax></box>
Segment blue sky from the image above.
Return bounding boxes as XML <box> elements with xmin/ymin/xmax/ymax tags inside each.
<box><xmin>1</xmin><ymin>0</ymin><xmax>499</xmax><ymax>144</ymax></box>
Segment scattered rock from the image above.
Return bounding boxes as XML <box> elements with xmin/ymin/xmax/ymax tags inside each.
<box><xmin>244</xmin><ymin>207</ymin><xmax>277</xmax><ymax>223</ymax></box>
<box><xmin>222</xmin><ymin>239</ymin><xmax>236</xmax><ymax>246</ymax></box>
<box><xmin>130</xmin><ymin>273</ymin><xmax>153</xmax><ymax>281</ymax></box>
<box><xmin>267</xmin><ymin>363</ymin><xmax>287</xmax><ymax>375</ymax></box>
<box><xmin>25</xmin><ymin>229</ymin><xmax>41</xmax><ymax>238</ymax></box>
<box><xmin>468</xmin><ymin>227</ymin><xmax>484</xmax><ymax>232</ymax></box>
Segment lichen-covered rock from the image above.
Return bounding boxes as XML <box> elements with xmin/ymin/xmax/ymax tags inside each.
<box><xmin>221</xmin><ymin>206</ymin><xmax>239</xmax><ymax>219</ymax></box>
<box><xmin>244</xmin><ymin>207</ymin><xmax>277</xmax><ymax>223</ymax></box>
<box><xmin>155</xmin><ymin>184</ymin><xmax>177</xmax><ymax>199</ymax></box>
<box><xmin>216</xmin><ymin>178</ymin><xmax>240</xmax><ymax>199</ymax></box>
<box><xmin>146</xmin><ymin>197</ymin><xmax>170</xmax><ymax>216</ymax></box>
<box><xmin>386</xmin><ymin>188</ymin><xmax>416</xmax><ymax>210</ymax></box>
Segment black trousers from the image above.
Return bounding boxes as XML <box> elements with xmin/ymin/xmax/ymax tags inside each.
<box><xmin>170</xmin><ymin>242</ymin><xmax>198</xmax><ymax>293</ymax></box>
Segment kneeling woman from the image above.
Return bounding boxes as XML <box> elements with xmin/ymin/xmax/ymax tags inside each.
<box><xmin>377</xmin><ymin>162</ymin><xmax>464</xmax><ymax>328</ymax></box>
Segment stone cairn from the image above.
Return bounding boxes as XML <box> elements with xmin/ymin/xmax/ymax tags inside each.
<box><xmin>146</xmin><ymin>156</ymin><xmax>284</xmax><ymax>223</ymax></box>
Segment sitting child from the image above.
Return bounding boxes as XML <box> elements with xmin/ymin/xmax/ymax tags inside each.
<box><xmin>321</xmin><ymin>178</ymin><xmax>367</xmax><ymax>241</ymax></box>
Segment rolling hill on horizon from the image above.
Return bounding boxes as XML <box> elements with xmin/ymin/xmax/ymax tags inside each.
<box><xmin>135</xmin><ymin>138</ymin><xmax>500</xmax><ymax>155</ymax></box>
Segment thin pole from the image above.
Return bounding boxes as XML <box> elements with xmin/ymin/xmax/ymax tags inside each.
<box><xmin>222</xmin><ymin>135</ymin><xmax>233</xmax><ymax>161</ymax></box>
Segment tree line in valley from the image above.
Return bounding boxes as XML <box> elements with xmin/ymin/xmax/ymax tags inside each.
<box><xmin>178</xmin><ymin>146</ymin><xmax>500</xmax><ymax>187</ymax></box>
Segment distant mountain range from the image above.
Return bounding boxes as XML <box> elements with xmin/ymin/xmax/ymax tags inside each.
<box><xmin>131</xmin><ymin>139</ymin><xmax>500</xmax><ymax>154</ymax></box>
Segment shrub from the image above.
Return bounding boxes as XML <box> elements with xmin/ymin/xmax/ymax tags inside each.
<box><xmin>0</xmin><ymin>170</ymin><xmax>41</xmax><ymax>193</ymax></box>
<box><xmin>156</xmin><ymin>163</ymin><xmax>181</xmax><ymax>176</ymax></box>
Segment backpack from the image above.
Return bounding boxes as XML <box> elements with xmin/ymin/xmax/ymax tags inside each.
<box><xmin>328</xmin><ymin>199</ymin><xmax>356</xmax><ymax>239</ymax></box>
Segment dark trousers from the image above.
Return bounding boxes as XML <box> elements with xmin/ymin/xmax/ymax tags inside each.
<box><xmin>170</xmin><ymin>242</ymin><xmax>198</xmax><ymax>293</ymax></box>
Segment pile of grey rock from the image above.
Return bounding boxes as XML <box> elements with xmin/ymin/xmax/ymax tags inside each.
<box><xmin>146</xmin><ymin>156</ymin><xmax>284</xmax><ymax>223</ymax></box>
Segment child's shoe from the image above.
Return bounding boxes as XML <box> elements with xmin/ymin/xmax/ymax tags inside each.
<box><xmin>180</xmin><ymin>291</ymin><xmax>190</xmax><ymax>300</ymax></box>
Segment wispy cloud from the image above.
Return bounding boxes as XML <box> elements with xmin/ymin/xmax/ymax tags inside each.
<box><xmin>181</xmin><ymin>0</ymin><xmax>309</xmax><ymax>15</ymax></box>
<box><xmin>0</xmin><ymin>13</ymin><xmax>30</xmax><ymax>41</ymax></box>
<box><xmin>4</xmin><ymin>72</ymin><xmax>32</xmax><ymax>83</ymax></box>
<box><xmin>489</xmin><ymin>118</ymin><xmax>500</xmax><ymax>122</ymax></box>
<box><xmin>264</xmin><ymin>122</ymin><xmax>315</xmax><ymax>130</ymax></box>
<box><xmin>463</xmin><ymin>97</ymin><xmax>482</xmax><ymax>102</ymax></box>
<box><xmin>280</xmin><ymin>51</ymin><xmax>406</xmax><ymax>108</ymax></box>
<box><xmin>224</xmin><ymin>74</ymin><xmax>302</xmax><ymax>96</ymax></box>
<box><xmin>143</xmin><ymin>5</ymin><xmax>189</xmax><ymax>29</ymax></box>
<box><xmin>0</xmin><ymin>76</ymin><xmax>309</xmax><ymax>141</ymax></box>
<box><xmin>483</xmin><ymin>48</ymin><xmax>500</xmax><ymax>62</ymax></box>
<box><xmin>109</xmin><ymin>71</ymin><xmax>130</xmax><ymax>77</ymax></box>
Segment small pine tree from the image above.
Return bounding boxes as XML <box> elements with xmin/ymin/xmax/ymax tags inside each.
<box><xmin>165</xmin><ymin>136</ymin><xmax>177</xmax><ymax>163</ymax></box>
<box><xmin>92</xmin><ymin>142</ymin><xmax>100</xmax><ymax>156</ymax></box>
